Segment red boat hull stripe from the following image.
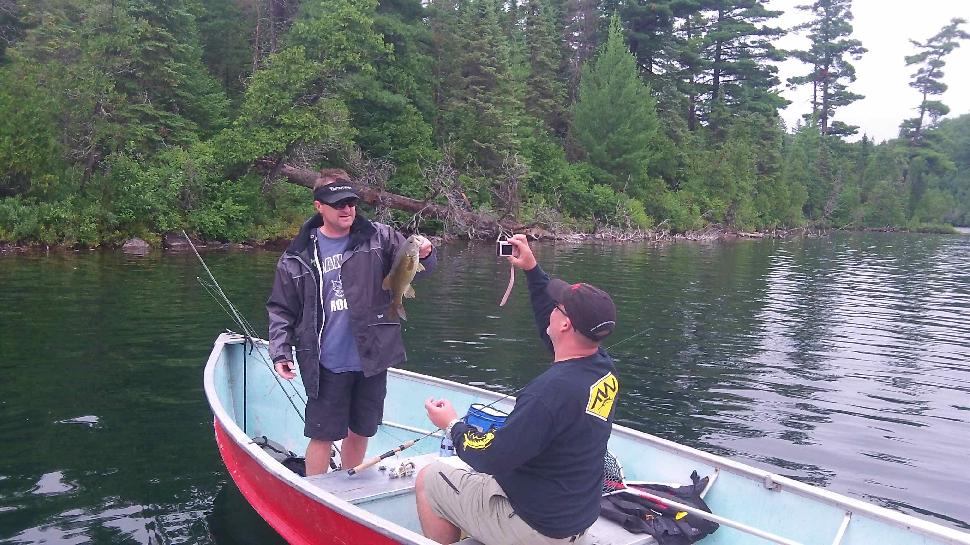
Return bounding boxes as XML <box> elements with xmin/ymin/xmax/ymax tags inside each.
<box><xmin>215</xmin><ymin>419</ymin><xmax>404</xmax><ymax>545</ymax></box>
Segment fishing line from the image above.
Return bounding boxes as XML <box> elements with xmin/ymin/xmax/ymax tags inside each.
<box><xmin>470</xmin><ymin>324</ymin><xmax>646</xmax><ymax>413</ymax></box>
<box><xmin>183</xmin><ymin>231</ymin><xmax>308</xmax><ymax>420</ymax></box>
<box><xmin>196</xmin><ymin>277</ymin><xmax>308</xmax><ymax>410</ymax></box>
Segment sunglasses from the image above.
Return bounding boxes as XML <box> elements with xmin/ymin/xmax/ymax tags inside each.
<box><xmin>325</xmin><ymin>198</ymin><xmax>359</xmax><ymax>210</ymax></box>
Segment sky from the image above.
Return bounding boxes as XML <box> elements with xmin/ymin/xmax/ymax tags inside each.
<box><xmin>765</xmin><ymin>0</ymin><xmax>970</xmax><ymax>142</ymax></box>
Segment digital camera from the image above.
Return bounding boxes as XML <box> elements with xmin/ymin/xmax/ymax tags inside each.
<box><xmin>496</xmin><ymin>240</ymin><xmax>514</xmax><ymax>257</ymax></box>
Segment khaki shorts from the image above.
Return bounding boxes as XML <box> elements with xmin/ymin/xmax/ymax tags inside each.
<box><xmin>423</xmin><ymin>459</ymin><xmax>589</xmax><ymax>545</ymax></box>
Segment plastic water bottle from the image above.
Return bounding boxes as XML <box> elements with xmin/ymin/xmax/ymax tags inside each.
<box><xmin>439</xmin><ymin>434</ymin><xmax>455</xmax><ymax>457</ymax></box>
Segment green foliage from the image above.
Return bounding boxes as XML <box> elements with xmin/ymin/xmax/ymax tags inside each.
<box><xmin>862</xmin><ymin>180</ymin><xmax>906</xmax><ymax>227</ymax></box>
<box><xmin>3</xmin><ymin>0</ymin><xmax>969</xmax><ymax>245</ymax></box>
<box><xmin>436</xmin><ymin>0</ymin><xmax>524</xmax><ymax>174</ymax></box>
<box><xmin>900</xmin><ymin>18</ymin><xmax>969</xmax><ymax>144</ymax></box>
<box><xmin>197</xmin><ymin>0</ymin><xmax>253</xmax><ymax>98</ymax></box>
<box><xmin>571</xmin><ymin>15</ymin><xmax>659</xmax><ymax>193</ymax></box>
<box><xmin>224</xmin><ymin>46</ymin><xmax>355</xmax><ymax>164</ymax></box>
<box><xmin>788</xmin><ymin>0</ymin><xmax>867</xmax><ymax>136</ymax></box>
<box><xmin>523</xmin><ymin>0</ymin><xmax>568</xmax><ymax>135</ymax></box>
<box><xmin>0</xmin><ymin>65</ymin><xmax>62</xmax><ymax>197</ymax></box>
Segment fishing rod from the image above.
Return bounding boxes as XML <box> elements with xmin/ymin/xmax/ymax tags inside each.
<box><xmin>347</xmin><ymin>426</ymin><xmax>442</xmax><ymax>475</ymax></box>
<box><xmin>471</xmin><ymin>323</ymin><xmax>656</xmax><ymax>413</ymax></box>
<box><xmin>183</xmin><ymin>231</ymin><xmax>308</xmax><ymax>420</ymax></box>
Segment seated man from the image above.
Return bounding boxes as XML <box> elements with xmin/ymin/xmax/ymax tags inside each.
<box><xmin>415</xmin><ymin>234</ymin><xmax>620</xmax><ymax>545</ymax></box>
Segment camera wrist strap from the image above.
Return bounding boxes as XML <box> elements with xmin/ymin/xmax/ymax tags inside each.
<box><xmin>498</xmin><ymin>231</ymin><xmax>515</xmax><ymax>307</ymax></box>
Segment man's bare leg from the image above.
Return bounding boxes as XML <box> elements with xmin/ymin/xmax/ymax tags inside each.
<box><xmin>415</xmin><ymin>467</ymin><xmax>461</xmax><ymax>544</ymax></box>
<box><xmin>340</xmin><ymin>430</ymin><xmax>368</xmax><ymax>469</ymax></box>
<box><xmin>305</xmin><ymin>438</ymin><xmax>332</xmax><ymax>476</ymax></box>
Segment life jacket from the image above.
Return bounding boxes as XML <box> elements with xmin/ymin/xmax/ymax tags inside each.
<box><xmin>599</xmin><ymin>471</ymin><xmax>719</xmax><ymax>545</ymax></box>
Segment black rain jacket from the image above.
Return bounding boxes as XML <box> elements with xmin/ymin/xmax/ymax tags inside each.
<box><xmin>266</xmin><ymin>213</ymin><xmax>436</xmax><ymax>398</ymax></box>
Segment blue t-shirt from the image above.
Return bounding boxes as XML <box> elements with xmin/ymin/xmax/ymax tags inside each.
<box><xmin>315</xmin><ymin>231</ymin><xmax>363</xmax><ymax>373</ymax></box>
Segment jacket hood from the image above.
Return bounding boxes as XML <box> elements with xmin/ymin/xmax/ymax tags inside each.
<box><xmin>285</xmin><ymin>213</ymin><xmax>377</xmax><ymax>256</ymax></box>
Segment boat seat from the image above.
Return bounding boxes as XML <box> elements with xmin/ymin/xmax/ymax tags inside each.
<box><xmin>454</xmin><ymin>513</ymin><xmax>657</xmax><ymax>545</ymax></box>
<box><xmin>307</xmin><ymin>453</ymin><xmax>654</xmax><ymax>545</ymax></box>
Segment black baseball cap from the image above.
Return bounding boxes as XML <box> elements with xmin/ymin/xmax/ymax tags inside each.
<box><xmin>547</xmin><ymin>279</ymin><xmax>617</xmax><ymax>342</ymax></box>
<box><xmin>313</xmin><ymin>183</ymin><xmax>359</xmax><ymax>204</ymax></box>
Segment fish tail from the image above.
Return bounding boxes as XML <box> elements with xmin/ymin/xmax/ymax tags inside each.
<box><xmin>396</xmin><ymin>302</ymin><xmax>408</xmax><ymax>321</ymax></box>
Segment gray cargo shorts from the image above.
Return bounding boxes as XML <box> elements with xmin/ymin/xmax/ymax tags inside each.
<box><xmin>423</xmin><ymin>459</ymin><xmax>589</xmax><ymax>545</ymax></box>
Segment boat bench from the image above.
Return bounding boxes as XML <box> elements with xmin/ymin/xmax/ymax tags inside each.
<box><xmin>307</xmin><ymin>453</ymin><xmax>655</xmax><ymax>545</ymax></box>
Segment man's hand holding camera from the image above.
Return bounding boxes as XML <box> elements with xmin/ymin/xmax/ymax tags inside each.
<box><xmin>504</xmin><ymin>234</ymin><xmax>537</xmax><ymax>271</ymax></box>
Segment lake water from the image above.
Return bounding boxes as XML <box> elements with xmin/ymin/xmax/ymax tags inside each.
<box><xmin>1</xmin><ymin>232</ymin><xmax>968</xmax><ymax>543</ymax></box>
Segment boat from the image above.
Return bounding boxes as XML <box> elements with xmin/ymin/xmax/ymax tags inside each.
<box><xmin>203</xmin><ymin>332</ymin><xmax>970</xmax><ymax>545</ymax></box>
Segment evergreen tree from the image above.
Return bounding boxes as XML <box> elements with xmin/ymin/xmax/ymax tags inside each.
<box><xmin>442</xmin><ymin>0</ymin><xmax>523</xmax><ymax>175</ymax></box>
<box><xmin>0</xmin><ymin>0</ymin><xmax>24</xmax><ymax>63</ymax></box>
<box><xmin>558</xmin><ymin>0</ymin><xmax>602</xmax><ymax>98</ymax></box>
<box><xmin>699</xmin><ymin>0</ymin><xmax>787</xmax><ymax>128</ymax></box>
<box><xmin>571</xmin><ymin>14</ymin><xmax>659</xmax><ymax>194</ymax></box>
<box><xmin>899</xmin><ymin>18</ymin><xmax>969</xmax><ymax>145</ymax></box>
<box><xmin>427</xmin><ymin>0</ymin><xmax>463</xmax><ymax>139</ymax></box>
<box><xmin>348</xmin><ymin>0</ymin><xmax>438</xmax><ymax>196</ymax></box>
<box><xmin>524</xmin><ymin>0</ymin><xmax>568</xmax><ymax>135</ymax></box>
<box><xmin>788</xmin><ymin>0</ymin><xmax>866</xmax><ymax>136</ymax></box>
<box><xmin>898</xmin><ymin>18</ymin><xmax>967</xmax><ymax>217</ymax></box>
<box><xmin>197</xmin><ymin>0</ymin><xmax>254</xmax><ymax>98</ymax></box>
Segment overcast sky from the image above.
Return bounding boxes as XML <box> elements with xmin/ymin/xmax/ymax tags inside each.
<box><xmin>765</xmin><ymin>0</ymin><xmax>970</xmax><ymax>142</ymax></box>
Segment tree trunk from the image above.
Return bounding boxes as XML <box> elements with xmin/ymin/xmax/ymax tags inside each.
<box><xmin>256</xmin><ymin>160</ymin><xmax>528</xmax><ymax>237</ymax></box>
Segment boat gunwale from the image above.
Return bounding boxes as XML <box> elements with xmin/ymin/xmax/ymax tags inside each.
<box><xmin>203</xmin><ymin>333</ymin><xmax>436</xmax><ymax>545</ymax></box>
<box><xmin>205</xmin><ymin>333</ymin><xmax>970</xmax><ymax>545</ymax></box>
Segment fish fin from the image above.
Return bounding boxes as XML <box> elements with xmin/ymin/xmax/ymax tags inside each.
<box><xmin>404</xmin><ymin>285</ymin><xmax>416</xmax><ymax>299</ymax></box>
<box><xmin>398</xmin><ymin>304</ymin><xmax>408</xmax><ymax>321</ymax></box>
<box><xmin>382</xmin><ymin>275</ymin><xmax>391</xmax><ymax>290</ymax></box>
<box><xmin>416</xmin><ymin>262</ymin><xmax>425</xmax><ymax>272</ymax></box>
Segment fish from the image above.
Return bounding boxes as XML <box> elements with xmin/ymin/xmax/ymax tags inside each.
<box><xmin>382</xmin><ymin>235</ymin><xmax>425</xmax><ymax>321</ymax></box>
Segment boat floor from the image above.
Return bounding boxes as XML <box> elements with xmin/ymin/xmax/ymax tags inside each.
<box><xmin>306</xmin><ymin>453</ymin><xmax>654</xmax><ymax>545</ymax></box>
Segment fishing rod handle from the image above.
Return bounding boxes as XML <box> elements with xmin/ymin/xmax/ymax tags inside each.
<box><xmin>347</xmin><ymin>440</ymin><xmax>417</xmax><ymax>476</ymax></box>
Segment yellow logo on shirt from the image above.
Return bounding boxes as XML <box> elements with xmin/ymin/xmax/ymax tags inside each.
<box><xmin>462</xmin><ymin>430</ymin><xmax>496</xmax><ymax>450</ymax></box>
<box><xmin>586</xmin><ymin>373</ymin><xmax>618</xmax><ymax>421</ymax></box>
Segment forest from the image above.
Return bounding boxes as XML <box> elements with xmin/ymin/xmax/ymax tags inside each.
<box><xmin>0</xmin><ymin>0</ymin><xmax>968</xmax><ymax>246</ymax></box>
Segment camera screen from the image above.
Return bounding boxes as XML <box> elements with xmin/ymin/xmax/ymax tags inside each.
<box><xmin>498</xmin><ymin>242</ymin><xmax>513</xmax><ymax>256</ymax></box>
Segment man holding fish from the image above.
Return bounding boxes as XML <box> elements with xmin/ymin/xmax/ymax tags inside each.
<box><xmin>267</xmin><ymin>169</ymin><xmax>436</xmax><ymax>476</ymax></box>
<box><xmin>416</xmin><ymin>234</ymin><xmax>619</xmax><ymax>545</ymax></box>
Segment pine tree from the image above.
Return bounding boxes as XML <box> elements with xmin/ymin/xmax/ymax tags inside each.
<box><xmin>427</xmin><ymin>0</ymin><xmax>463</xmax><ymax>139</ymax></box>
<box><xmin>787</xmin><ymin>0</ymin><xmax>866</xmax><ymax>137</ymax></box>
<box><xmin>899</xmin><ymin>18</ymin><xmax>969</xmax><ymax>145</ymax></box>
<box><xmin>558</xmin><ymin>0</ymin><xmax>602</xmax><ymax>99</ymax></box>
<box><xmin>197</xmin><ymin>0</ymin><xmax>254</xmax><ymax>98</ymax></box>
<box><xmin>442</xmin><ymin>0</ymin><xmax>523</xmax><ymax>174</ymax></box>
<box><xmin>348</xmin><ymin>0</ymin><xmax>438</xmax><ymax>196</ymax></box>
<box><xmin>898</xmin><ymin>18</ymin><xmax>968</xmax><ymax>217</ymax></box>
<box><xmin>524</xmin><ymin>0</ymin><xmax>568</xmax><ymax>135</ymax></box>
<box><xmin>571</xmin><ymin>14</ymin><xmax>659</xmax><ymax>193</ymax></box>
<box><xmin>699</xmin><ymin>0</ymin><xmax>787</xmax><ymax>129</ymax></box>
<box><xmin>0</xmin><ymin>0</ymin><xmax>24</xmax><ymax>63</ymax></box>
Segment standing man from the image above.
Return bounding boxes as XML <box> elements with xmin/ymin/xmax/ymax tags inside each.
<box><xmin>415</xmin><ymin>234</ymin><xmax>618</xmax><ymax>545</ymax></box>
<box><xmin>267</xmin><ymin>168</ymin><xmax>436</xmax><ymax>476</ymax></box>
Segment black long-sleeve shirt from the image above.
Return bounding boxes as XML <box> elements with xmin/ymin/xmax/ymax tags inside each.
<box><xmin>450</xmin><ymin>265</ymin><xmax>619</xmax><ymax>538</ymax></box>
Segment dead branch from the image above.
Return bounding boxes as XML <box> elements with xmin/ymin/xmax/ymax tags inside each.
<box><xmin>254</xmin><ymin>158</ymin><xmax>526</xmax><ymax>237</ymax></box>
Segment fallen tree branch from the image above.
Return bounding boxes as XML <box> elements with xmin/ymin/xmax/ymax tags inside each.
<box><xmin>254</xmin><ymin>159</ymin><xmax>526</xmax><ymax>237</ymax></box>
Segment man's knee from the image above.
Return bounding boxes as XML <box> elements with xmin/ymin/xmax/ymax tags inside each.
<box><xmin>415</xmin><ymin>465</ymin><xmax>431</xmax><ymax>496</ymax></box>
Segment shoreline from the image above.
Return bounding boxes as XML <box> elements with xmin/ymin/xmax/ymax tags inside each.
<box><xmin>0</xmin><ymin>226</ymin><xmax>823</xmax><ymax>255</ymax></box>
<box><xmin>3</xmin><ymin>224</ymin><xmax>966</xmax><ymax>255</ymax></box>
